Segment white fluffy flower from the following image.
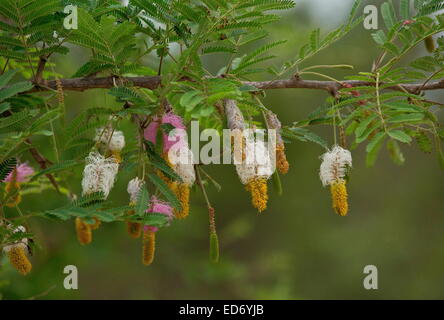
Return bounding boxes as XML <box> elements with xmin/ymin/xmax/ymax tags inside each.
<box><xmin>95</xmin><ymin>128</ymin><xmax>126</xmax><ymax>152</ymax></box>
<box><xmin>235</xmin><ymin>138</ymin><xmax>275</xmax><ymax>185</ymax></box>
<box><xmin>3</xmin><ymin>225</ymin><xmax>28</xmax><ymax>253</ymax></box>
<box><xmin>81</xmin><ymin>152</ymin><xmax>119</xmax><ymax>198</ymax></box>
<box><xmin>127</xmin><ymin>177</ymin><xmax>144</xmax><ymax>203</ymax></box>
<box><xmin>169</xmin><ymin>145</ymin><xmax>196</xmax><ymax>185</ymax></box>
<box><xmin>319</xmin><ymin>146</ymin><xmax>352</xmax><ymax>187</ymax></box>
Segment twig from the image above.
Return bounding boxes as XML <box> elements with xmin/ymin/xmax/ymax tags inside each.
<box><xmin>34</xmin><ymin>55</ymin><xmax>48</xmax><ymax>84</ymax></box>
<box><xmin>195</xmin><ymin>165</ymin><xmax>216</xmax><ymax>234</ymax></box>
<box><xmin>22</xmin><ymin>75</ymin><xmax>444</xmax><ymax>94</ymax></box>
<box><xmin>25</xmin><ymin>139</ymin><xmax>60</xmax><ymax>193</ymax></box>
<box><xmin>1</xmin><ymin>58</ymin><xmax>9</xmax><ymax>75</ymax></box>
<box><xmin>24</xmin><ymin>284</ymin><xmax>57</xmax><ymax>300</ymax></box>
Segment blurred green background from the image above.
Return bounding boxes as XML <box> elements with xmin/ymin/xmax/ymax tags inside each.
<box><xmin>1</xmin><ymin>0</ymin><xmax>444</xmax><ymax>299</ymax></box>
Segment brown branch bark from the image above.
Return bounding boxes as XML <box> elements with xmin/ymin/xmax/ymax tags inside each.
<box><xmin>25</xmin><ymin>139</ymin><xmax>60</xmax><ymax>193</ymax></box>
<box><xmin>34</xmin><ymin>55</ymin><xmax>48</xmax><ymax>84</ymax></box>
<box><xmin>224</xmin><ymin>99</ymin><xmax>245</xmax><ymax>131</ymax></box>
<box><xmin>223</xmin><ymin>99</ymin><xmax>246</xmax><ymax>165</ymax></box>
<box><xmin>30</xmin><ymin>76</ymin><xmax>162</xmax><ymax>92</ymax></box>
<box><xmin>26</xmin><ymin>75</ymin><xmax>444</xmax><ymax>94</ymax></box>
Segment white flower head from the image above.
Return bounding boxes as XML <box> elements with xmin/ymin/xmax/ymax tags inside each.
<box><xmin>95</xmin><ymin>128</ymin><xmax>126</xmax><ymax>152</ymax></box>
<box><xmin>81</xmin><ymin>152</ymin><xmax>119</xmax><ymax>198</ymax></box>
<box><xmin>127</xmin><ymin>177</ymin><xmax>145</xmax><ymax>203</ymax></box>
<box><xmin>3</xmin><ymin>225</ymin><xmax>28</xmax><ymax>253</ymax></box>
<box><xmin>170</xmin><ymin>145</ymin><xmax>196</xmax><ymax>185</ymax></box>
<box><xmin>319</xmin><ymin>145</ymin><xmax>352</xmax><ymax>187</ymax></box>
<box><xmin>236</xmin><ymin>138</ymin><xmax>275</xmax><ymax>185</ymax></box>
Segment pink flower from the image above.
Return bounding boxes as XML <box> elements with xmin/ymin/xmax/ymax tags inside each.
<box><xmin>144</xmin><ymin>196</ymin><xmax>174</xmax><ymax>232</ymax></box>
<box><xmin>144</xmin><ymin>112</ymin><xmax>187</xmax><ymax>153</ymax></box>
<box><xmin>3</xmin><ymin>163</ymin><xmax>34</xmax><ymax>183</ymax></box>
<box><xmin>144</xmin><ymin>225</ymin><xmax>158</xmax><ymax>233</ymax></box>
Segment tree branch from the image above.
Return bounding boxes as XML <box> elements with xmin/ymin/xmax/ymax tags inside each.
<box><xmin>27</xmin><ymin>75</ymin><xmax>444</xmax><ymax>94</ymax></box>
<box><xmin>34</xmin><ymin>55</ymin><xmax>48</xmax><ymax>84</ymax></box>
<box><xmin>25</xmin><ymin>139</ymin><xmax>60</xmax><ymax>193</ymax></box>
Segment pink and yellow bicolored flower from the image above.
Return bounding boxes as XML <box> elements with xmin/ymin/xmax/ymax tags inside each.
<box><xmin>142</xmin><ymin>196</ymin><xmax>174</xmax><ymax>266</ymax></box>
<box><xmin>144</xmin><ymin>112</ymin><xmax>187</xmax><ymax>154</ymax></box>
<box><xmin>2</xmin><ymin>163</ymin><xmax>34</xmax><ymax>207</ymax></box>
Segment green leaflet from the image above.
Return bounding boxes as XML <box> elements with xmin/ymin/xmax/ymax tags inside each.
<box><xmin>0</xmin><ymin>157</ymin><xmax>17</xmax><ymax>181</ymax></box>
<box><xmin>135</xmin><ymin>185</ymin><xmax>150</xmax><ymax>217</ymax></box>
<box><xmin>45</xmin><ymin>192</ymin><xmax>106</xmax><ymax>221</ymax></box>
<box><xmin>387</xmin><ymin>130</ymin><xmax>413</xmax><ymax>144</ymax></box>
<box><xmin>209</xmin><ymin>232</ymin><xmax>220</xmax><ymax>264</ymax></box>
<box><xmin>388</xmin><ymin>113</ymin><xmax>425</xmax><ymax>123</ymax></box>
<box><xmin>148</xmin><ymin>173</ymin><xmax>182</xmax><ymax>211</ymax></box>
<box><xmin>272</xmin><ymin>171</ymin><xmax>283</xmax><ymax>196</ymax></box>
<box><xmin>400</xmin><ymin>0</ymin><xmax>411</xmax><ymax>20</ymax></box>
<box><xmin>125</xmin><ymin>212</ymin><xmax>169</xmax><ymax>227</ymax></box>
<box><xmin>387</xmin><ymin>139</ymin><xmax>405</xmax><ymax>166</ymax></box>
<box><xmin>144</xmin><ymin>141</ymin><xmax>183</xmax><ymax>183</ymax></box>
<box><xmin>355</xmin><ymin>114</ymin><xmax>378</xmax><ymax>138</ymax></box>
<box><xmin>415</xmin><ymin>131</ymin><xmax>433</xmax><ymax>153</ymax></box>
<box><xmin>284</xmin><ymin>127</ymin><xmax>328</xmax><ymax>149</ymax></box>
<box><xmin>30</xmin><ymin>160</ymin><xmax>80</xmax><ymax>181</ymax></box>
<box><xmin>366</xmin><ymin>132</ymin><xmax>386</xmax><ymax>167</ymax></box>
<box><xmin>381</xmin><ymin>2</ymin><xmax>397</xmax><ymax>30</ymax></box>
<box><xmin>0</xmin><ymin>82</ymin><xmax>33</xmax><ymax>102</ymax></box>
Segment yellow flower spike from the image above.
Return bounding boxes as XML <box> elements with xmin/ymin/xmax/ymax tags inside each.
<box><xmin>91</xmin><ymin>217</ymin><xmax>101</xmax><ymax>230</ymax></box>
<box><xmin>265</xmin><ymin>111</ymin><xmax>289</xmax><ymax>175</ymax></box>
<box><xmin>156</xmin><ymin>169</ymin><xmax>171</xmax><ymax>185</ymax></box>
<box><xmin>276</xmin><ymin>145</ymin><xmax>289</xmax><ymax>175</ymax></box>
<box><xmin>56</xmin><ymin>78</ymin><xmax>64</xmax><ymax>106</ymax></box>
<box><xmin>330</xmin><ymin>181</ymin><xmax>349</xmax><ymax>216</ymax></box>
<box><xmin>6</xmin><ymin>193</ymin><xmax>22</xmax><ymax>208</ymax></box>
<box><xmin>5</xmin><ymin>181</ymin><xmax>22</xmax><ymax>207</ymax></box>
<box><xmin>75</xmin><ymin>217</ymin><xmax>92</xmax><ymax>245</ymax></box>
<box><xmin>126</xmin><ymin>209</ymin><xmax>142</xmax><ymax>239</ymax></box>
<box><xmin>425</xmin><ymin>35</ymin><xmax>435</xmax><ymax>53</ymax></box>
<box><xmin>127</xmin><ymin>222</ymin><xmax>142</xmax><ymax>238</ymax></box>
<box><xmin>6</xmin><ymin>246</ymin><xmax>32</xmax><ymax>275</ymax></box>
<box><xmin>174</xmin><ymin>183</ymin><xmax>190</xmax><ymax>219</ymax></box>
<box><xmin>230</xmin><ymin>133</ymin><xmax>246</xmax><ymax>163</ymax></box>
<box><xmin>246</xmin><ymin>178</ymin><xmax>268</xmax><ymax>213</ymax></box>
<box><xmin>142</xmin><ymin>229</ymin><xmax>156</xmax><ymax>266</ymax></box>
<box><xmin>111</xmin><ymin>151</ymin><xmax>122</xmax><ymax>163</ymax></box>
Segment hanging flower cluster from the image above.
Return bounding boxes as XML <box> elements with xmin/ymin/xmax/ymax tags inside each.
<box><xmin>2</xmin><ymin>163</ymin><xmax>34</xmax><ymax>207</ymax></box>
<box><xmin>236</xmin><ymin>138</ymin><xmax>275</xmax><ymax>212</ymax></box>
<box><xmin>126</xmin><ymin>177</ymin><xmax>144</xmax><ymax>238</ymax></box>
<box><xmin>319</xmin><ymin>146</ymin><xmax>353</xmax><ymax>216</ymax></box>
<box><xmin>144</xmin><ymin>111</ymin><xmax>195</xmax><ymax>219</ymax></box>
<box><xmin>168</xmin><ymin>144</ymin><xmax>196</xmax><ymax>219</ymax></box>
<box><xmin>0</xmin><ymin>97</ymin><xmax>357</xmax><ymax>274</ymax></box>
<box><xmin>142</xmin><ymin>196</ymin><xmax>174</xmax><ymax>266</ymax></box>
<box><xmin>95</xmin><ymin>127</ymin><xmax>126</xmax><ymax>163</ymax></box>
<box><xmin>81</xmin><ymin>152</ymin><xmax>119</xmax><ymax>198</ymax></box>
<box><xmin>2</xmin><ymin>225</ymin><xmax>32</xmax><ymax>275</ymax></box>
<box><xmin>144</xmin><ymin>112</ymin><xmax>187</xmax><ymax>155</ymax></box>
<box><xmin>265</xmin><ymin>111</ymin><xmax>289</xmax><ymax>175</ymax></box>
<box><xmin>76</xmin><ymin>152</ymin><xmax>119</xmax><ymax>245</ymax></box>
